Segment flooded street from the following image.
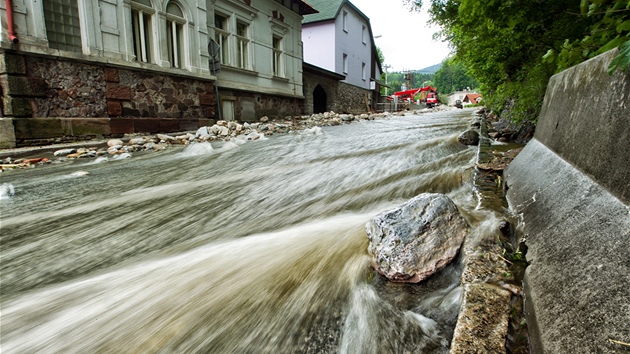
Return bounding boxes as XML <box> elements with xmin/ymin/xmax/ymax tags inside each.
<box><xmin>1</xmin><ymin>110</ymin><xmax>491</xmax><ymax>353</ymax></box>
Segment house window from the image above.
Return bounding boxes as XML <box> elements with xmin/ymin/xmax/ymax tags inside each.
<box><xmin>342</xmin><ymin>11</ymin><xmax>348</xmax><ymax>32</ymax></box>
<box><xmin>362</xmin><ymin>62</ymin><xmax>366</xmax><ymax>80</ymax></box>
<box><xmin>362</xmin><ymin>25</ymin><xmax>366</xmax><ymax>44</ymax></box>
<box><xmin>131</xmin><ymin>0</ymin><xmax>154</xmax><ymax>63</ymax></box>
<box><xmin>236</xmin><ymin>20</ymin><xmax>250</xmax><ymax>69</ymax></box>
<box><xmin>165</xmin><ymin>2</ymin><xmax>185</xmax><ymax>69</ymax></box>
<box><xmin>272</xmin><ymin>35</ymin><xmax>283</xmax><ymax>77</ymax></box>
<box><xmin>43</xmin><ymin>0</ymin><xmax>82</xmax><ymax>52</ymax></box>
<box><xmin>215</xmin><ymin>13</ymin><xmax>230</xmax><ymax>65</ymax></box>
<box><xmin>343</xmin><ymin>53</ymin><xmax>348</xmax><ymax>74</ymax></box>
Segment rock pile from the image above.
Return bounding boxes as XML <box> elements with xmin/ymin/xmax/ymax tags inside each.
<box><xmin>0</xmin><ymin>107</ymin><xmax>452</xmax><ymax>170</ymax></box>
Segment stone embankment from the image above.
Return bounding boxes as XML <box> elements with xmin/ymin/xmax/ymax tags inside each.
<box><xmin>451</xmin><ymin>112</ymin><xmax>529</xmax><ymax>354</ymax></box>
<box><xmin>0</xmin><ymin>107</ymin><xmax>448</xmax><ymax>167</ymax></box>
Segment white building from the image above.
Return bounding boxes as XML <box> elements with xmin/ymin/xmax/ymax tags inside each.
<box><xmin>301</xmin><ymin>0</ymin><xmax>383</xmax><ymax>114</ymax></box>
<box><xmin>0</xmin><ymin>0</ymin><xmax>316</xmax><ymax>148</ymax></box>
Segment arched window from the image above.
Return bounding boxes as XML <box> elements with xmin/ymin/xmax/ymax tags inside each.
<box><xmin>131</xmin><ymin>0</ymin><xmax>154</xmax><ymax>63</ymax></box>
<box><xmin>165</xmin><ymin>2</ymin><xmax>185</xmax><ymax>68</ymax></box>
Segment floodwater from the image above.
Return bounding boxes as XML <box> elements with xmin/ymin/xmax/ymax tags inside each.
<box><xmin>0</xmin><ymin>110</ymin><xmax>495</xmax><ymax>353</ymax></box>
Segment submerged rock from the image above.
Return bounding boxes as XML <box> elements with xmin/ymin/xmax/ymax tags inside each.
<box><xmin>457</xmin><ymin>129</ymin><xmax>479</xmax><ymax>146</ymax></box>
<box><xmin>366</xmin><ymin>193</ymin><xmax>468</xmax><ymax>283</ymax></box>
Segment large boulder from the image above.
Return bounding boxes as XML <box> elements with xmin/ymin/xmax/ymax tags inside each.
<box><xmin>366</xmin><ymin>193</ymin><xmax>468</xmax><ymax>283</ymax></box>
<box><xmin>457</xmin><ymin>129</ymin><xmax>479</xmax><ymax>145</ymax></box>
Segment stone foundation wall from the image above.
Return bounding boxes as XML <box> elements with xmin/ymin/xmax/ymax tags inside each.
<box><xmin>303</xmin><ymin>71</ymin><xmax>371</xmax><ymax>115</ymax></box>
<box><xmin>218</xmin><ymin>89</ymin><xmax>302</xmax><ymax>122</ymax></box>
<box><xmin>0</xmin><ymin>50</ymin><xmax>216</xmax><ymax>148</ymax></box>
<box><xmin>336</xmin><ymin>82</ymin><xmax>370</xmax><ymax>115</ymax></box>
<box><xmin>303</xmin><ymin>72</ymin><xmax>339</xmax><ymax>114</ymax></box>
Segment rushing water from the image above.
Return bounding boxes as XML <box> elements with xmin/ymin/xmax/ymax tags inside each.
<box><xmin>1</xmin><ymin>110</ymin><xmax>492</xmax><ymax>353</ymax></box>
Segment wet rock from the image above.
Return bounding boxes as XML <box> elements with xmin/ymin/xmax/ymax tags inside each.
<box><xmin>457</xmin><ymin>129</ymin><xmax>479</xmax><ymax>146</ymax></box>
<box><xmin>112</xmin><ymin>153</ymin><xmax>132</xmax><ymax>160</ymax></box>
<box><xmin>157</xmin><ymin>134</ymin><xmax>175</xmax><ymax>142</ymax></box>
<box><xmin>54</xmin><ymin>148</ymin><xmax>76</xmax><ymax>156</ymax></box>
<box><xmin>128</xmin><ymin>137</ymin><xmax>146</xmax><ymax>145</ymax></box>
<box><xmin>366</xmin><ymin>193</ymin><xmax>469</xmax><ymax>283</ymax></box>
<box><xmin>217</xmin><ymin>126</ymin><xmax>230</xmax><ymax>137</ymax></box>
<box><xmin>107</xmin><ymin>139</ymin><xmax>124</xmax><ymax>147</ymax></box>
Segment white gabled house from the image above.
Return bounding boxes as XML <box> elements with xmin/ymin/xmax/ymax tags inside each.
<box><xmin>0</xmin><ymin>0</ymin><xmax>316</xmax><ymax>148</ymax></box>
<box><xmin>301</xmin><ymin>0</ymin><xmax>383</xmax><ymax>114</ymax></box>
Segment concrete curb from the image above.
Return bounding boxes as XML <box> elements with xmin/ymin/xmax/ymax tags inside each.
<box><xmin>504</xmin><ymin>49</ymin><xmax>630</xmax><ymax>353</ymax></box>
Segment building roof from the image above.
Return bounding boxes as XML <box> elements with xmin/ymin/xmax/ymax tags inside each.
<box><xmin>302</xmin><ymin>0</ymin><xmax>369</xmax><ymax>24</ymax></box>
<box><xmin>299</xmin><ymin>0</ymin><xmax>319</xmax><ymax>15</ymax></box>
<box><xmin>463</xmin><ymin>93</ymin><xmax>482</xmax><ymax>103</ymax></box>
<box><xmin>303</xmin><ymin>62</ymin><xmax>345</xmax><ymax>80</ymax></box>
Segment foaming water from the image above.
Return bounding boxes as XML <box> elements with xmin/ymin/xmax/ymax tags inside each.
<box><xmin>181</xmin><ymin>141</ymin><xmax>214</xmax><ymax>156</ymax></box>
<box><xmin>0</xmin><ymin>110</ymin><xmax>493</xmax><ymax>353</ymax></box>
<box><xmin>0</xmin><ymin>182</ymin><xmax>15</xmax><ymax>199</ymax></box>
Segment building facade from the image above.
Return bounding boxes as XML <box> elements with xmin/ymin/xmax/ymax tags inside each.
<box><xmin>0</xmin><ymin>0</ymin><xmax>315</xmax><ymax>148</ymax></box>
<box><xmin>301</xmin><ymin>0</ymin><xmax>382</xmax><ymax>114</ymax></box>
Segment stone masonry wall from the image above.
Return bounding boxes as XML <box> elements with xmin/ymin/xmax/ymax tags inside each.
<box><xmin>0</xmin><ymin>50</ymin><xmax>216</xmax><ymax>147</ymax></box>
<box><xmin>336</xmin><ymin>82</ymin><xmax>370</xmax><ymax>115</ymax></box>
<box><xmin>303</xmin><ymin>72</ymin><xmax>339</xmax><ymax>114</ymax></box>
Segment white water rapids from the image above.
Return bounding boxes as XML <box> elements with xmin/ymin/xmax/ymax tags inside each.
<box><xmin>0</xmin><ymin>110</ymin><xmax>497</xmax><ymax>353</ymax></box>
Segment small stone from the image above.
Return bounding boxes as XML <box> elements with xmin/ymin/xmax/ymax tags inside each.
<box><xmin>157</xmin><ymin>134</ymin><xmax>175</xmax><ymax>142</ymax></box>
<box><xmin>128</xmin><ymin>137</ymin><xmax>146</xmax><ymax>145</ymax></box>
<box><xmin>107</xmin><ymin>139</ymin><xmax>124</xmax><ymax>147</ymax></box>
<box><xmin>54</xmin><ymin>148</ymin><xmax>76</xmax><ymax>156</ymax></box>
<box><xmin>260</xmin><ymin>116</ymin><xmax>269</xmax><ymax>122</ymax></box>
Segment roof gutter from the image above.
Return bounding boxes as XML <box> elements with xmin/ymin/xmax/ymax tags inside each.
<box><xmin>5</xmin><ymin>0</ymin><xmax>19</xmax><ymax>43</ymax></box>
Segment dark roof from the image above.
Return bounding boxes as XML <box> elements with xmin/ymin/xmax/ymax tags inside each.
<box><xmin>302</xmin><ymin>0</ymin><xmax>343</xmax><ymax>24</ymax></box>
<box><xmin>302</xmin><ymin>0</ymin><xmax>370</xmax><ymax>25</ymax></box>
<box><xmin>303</xmin><ymin>62</ymin><xmax>345</xmax><ymax>80</ymax></box>
<box><xmin>299</xmin><ymin>0</ymin><xmax>318</xmax><ymax>15</ymax></box>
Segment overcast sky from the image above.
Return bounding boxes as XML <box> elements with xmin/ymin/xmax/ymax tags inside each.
<box><xmin>349</xmin><ymin>0</ymin><xmax>452</xmax><ymax>72</ymax></box>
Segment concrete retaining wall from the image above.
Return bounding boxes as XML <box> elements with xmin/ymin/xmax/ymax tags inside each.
<box><xmin>505</xmin><ymin>49</ymin><xmax>630</xmax><ymax>353</ymax></box>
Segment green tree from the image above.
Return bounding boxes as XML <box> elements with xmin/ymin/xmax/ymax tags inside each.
<box><xmin>407</xmin><ymin>0</ymin><xmax>630</xmax><ymax>123</ymax></box>
<box><xmin>434</xmin><ymin>57</ymin><xmax>478</xmax><ymax>94</ymax></box>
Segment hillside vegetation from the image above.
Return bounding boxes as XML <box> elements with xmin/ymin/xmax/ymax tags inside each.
<box><xmin>406</xmin><ymin>0</ymin><xmax>630</xmax><ymax>123</ymax></box>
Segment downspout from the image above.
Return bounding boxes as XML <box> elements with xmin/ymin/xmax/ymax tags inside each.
<box><xmin>5</xmin><ymin>0</ymin><xmax>19</xmax><ymax>43</ymax></box>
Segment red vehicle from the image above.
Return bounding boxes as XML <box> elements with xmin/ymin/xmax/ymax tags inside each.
<box><xmin>426</xmin><ymin>92</ymin><xmax>438</xmax><ymax>108</ymax></box>
<box><xmin>389</xmin><ymin>86</ymin><xmax>439</xmax><ymax>108</ymax></box>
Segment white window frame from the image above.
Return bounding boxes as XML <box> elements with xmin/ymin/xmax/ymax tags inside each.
<box><xmin>342</xmin><ymin>11</ymin><xmax>348</xmax><ymax>32</ymax></box>
<box><xmin>362</xmin><ymin>25</ymin><xmax>366</xmax><ymax>44</ymax></box>
<box><xmin>165</xmin><ymin>2</ymin><xmax>186</xmax><ymax>69</ymax></box>
<box><xmin>235</xmin><ymin>19</ymin><xmax>250</xmax><ymax>70</ymax></box>
<box><xmin>272</xmin><ymin>35</ymin><xmax>283</xmax><ymax>77</ymax></box>
<box><xmin>343</xmin><ymin>53</ymin><xmax>348</xmax><ymax>74</ymax></box>
<box><xmin>362</xmin><ymin>62</ymin><xmax>366</xmax><ymax>81</ymax></box>
<box><xmin>215</xmin><ymin>12</ymin><xmax>230</xmax><ymax>66</ymax></box>
<box><xmin>131</xmin><ymin>0</ymin><xmax>155</xmax><ymax>63</ymax></box>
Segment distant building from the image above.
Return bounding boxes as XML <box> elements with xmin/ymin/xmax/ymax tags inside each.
<box><xmin>463</xmin><ymin>93</ymin><xmax>482</xmax><ymax>105</ymax></box>
<box><xmin>0</xmin><ymin>0</ymin><xmax>316</xmax><ymax>148</ymax></box>
<box><xmin>447</xmin><ymin>90</ymin><xmax>482</xmax><ymax>107</ymax></box>
<box><xmin>301</xmin><ymin>0</ymin><xmax>383</xmax><ymax>114</ymax></box>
